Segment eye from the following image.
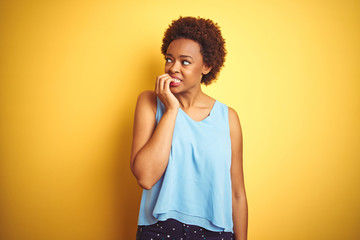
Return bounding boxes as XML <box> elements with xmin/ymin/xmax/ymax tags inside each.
<box><xmin>182</xmin><ymin>60</ymin><xmax>190</xmax><ymax>65</ymax></box>
<box><xmin>165</xmin><ymin>58</ymin><xmax>172</xmax><ymax>63</ymax></box>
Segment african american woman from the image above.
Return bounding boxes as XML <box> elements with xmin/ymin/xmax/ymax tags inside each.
<box><xmin>130</xmin><ymin>16</ymin><xmax>248</xmax><ymax>240</ymax></box>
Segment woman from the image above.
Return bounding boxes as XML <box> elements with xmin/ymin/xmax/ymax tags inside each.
<box><xmin>130</xmin><ymin>16</ymin><xmax>248</xmax><ymax>240</ymax></box>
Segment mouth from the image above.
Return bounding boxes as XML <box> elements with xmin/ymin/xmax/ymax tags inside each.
<box><xmin>170</xmin><ymin>75</ymin><xmax>182</xmax><ymax>87</ymax></box>
<box><xmin>170</xmin><ymin>77</ymin><xmax>182</xmax><ymax>87</ymax></box>
<box><xmin>170</xmin><ymin>75</ymin><xmax>182</xmax><ymax>80</ymax></box>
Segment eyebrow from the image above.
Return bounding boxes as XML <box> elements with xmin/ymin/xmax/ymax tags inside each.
<box><xmin>165</xmin><ymin>53</ymin><xmax>193</xmax><ymax>59</ymax></box>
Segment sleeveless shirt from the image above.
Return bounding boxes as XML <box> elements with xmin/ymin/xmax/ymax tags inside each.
<box><xmin>137</xmin><ymin>97</ymin><xmax>233</xmax><ymax>232</ymax></box>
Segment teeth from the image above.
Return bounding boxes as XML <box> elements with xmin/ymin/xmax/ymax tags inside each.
<box><xmin>173</xmin><ymin>78</ymin><xmax>181</xmax><ymax>83</ymax></box>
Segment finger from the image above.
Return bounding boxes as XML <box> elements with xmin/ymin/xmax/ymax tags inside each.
<box><xmin>155</xmin><ymin>76</ymin><xmax>160</xmax><ymax>95</ymax></box>
<box><xmin>164</xmin><ymin>77</ymin><xmax>173</xmax><ymax>93</ymax></box>
<box><xmin>155</xmin><ymin>76</ymin><xmax>158</xmax><ymax>94</ymax></box>
<box><xmin>161</xmin><ymin>76</ymin><xmax>172</xmax><ymax>93</ymax></box>
<box><xmin>155</xmin><ymin>75</ymin><xmax>164</xmax><ymax>95</ymax></box>
<box><xmin>159</xmin><ymin>76</ymin><xmax>166</xmax><ymax>94</ymax></box>
<box><xmin>159</xmin><ymin>73</ymin><xmax>168</xmax><ymax>78</ymax></box>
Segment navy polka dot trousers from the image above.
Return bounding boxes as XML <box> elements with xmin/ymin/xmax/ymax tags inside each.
<box><xmin>136</xmin><ymin>218</ymin><xmax>234</xmax><ymax>240</ymax></box>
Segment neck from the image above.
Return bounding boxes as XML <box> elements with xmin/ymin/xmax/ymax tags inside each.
<box><xmin>174</xmin><ymin>85</ymin><xmax>206</xmax><ymax>109</ymax></box>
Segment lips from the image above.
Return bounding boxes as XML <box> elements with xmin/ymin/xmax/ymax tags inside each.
<box><xmin>170</xmin><ymin>76</ymin><xmax>182</xmax><ymax>87</ymax></box>
<box><xmin>170</xmin><ymin>80</ymin><xmax>181</xmax><ymax>87</ymax></box>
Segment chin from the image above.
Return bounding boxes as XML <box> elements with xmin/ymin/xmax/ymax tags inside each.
<box><xmin>170</xmin><ymin>87</ymin><xmax>181</xmax><ymax>93</ymax></box>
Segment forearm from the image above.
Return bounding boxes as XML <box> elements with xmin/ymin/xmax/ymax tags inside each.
<box><xmin>232</xmin><ymin>195</ymin><xmax>248</xmax><ymax>240</ymax></box>
<box><xmin>132</xmin><ymin>108</ymin><xmax>178</xmax><ymax>189</ymax></box>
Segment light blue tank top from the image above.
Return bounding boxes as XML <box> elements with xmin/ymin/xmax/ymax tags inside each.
<box><xmin>137</xmin><ymin>97</ymin><xmax>233</xmax><ymax>232</ymax></box>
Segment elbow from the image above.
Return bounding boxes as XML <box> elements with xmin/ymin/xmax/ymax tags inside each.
<box><xmin>134</xmin><ymin>169</ymin><xmax>155</xmax><ymax>190</ymax></box>
<box><xmin>130</xmin><ymin>161</ymin><xmax>151</xmax><ymax>189</ymax></box>
<box><xmin>131</xmin><ymin>158</ymin><xmax>157</xmax><ymax>190</ymax></box>
<box><xmin>131</xmin><ymin>169</ymin><xmax>154</xmax><ymax>190</ymax></box>
<box><xmin>137</xmin><ymin>178</ymin><xmax>154</xmax><ymax>190</ymax></box>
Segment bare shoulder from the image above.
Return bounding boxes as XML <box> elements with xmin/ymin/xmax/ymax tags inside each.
<box><xmin>136</xmin><ymin>90</ymin><xmax>157</xmax><ymax>114</ymax></box>
<box><xmin>228</xmin><ymin>106</ymin><xmax>242</xmax><ymax>135</ymax></box>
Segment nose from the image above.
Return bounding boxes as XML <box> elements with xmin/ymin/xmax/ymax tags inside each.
<box><xmin>168</xmin><ymin>60</ymin><xmax>180</xmax><ymax>74</ymax></box>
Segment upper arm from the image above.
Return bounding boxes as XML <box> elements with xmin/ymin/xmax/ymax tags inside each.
<box><xmin>229</xmin><ymin>107</ymin><xmax>246</xmax><ymax>198</ymax></box>
<box><xmin>130</xmin><ymin>90</ymin><xmax>157</xmax><ymax>170</ymax></box>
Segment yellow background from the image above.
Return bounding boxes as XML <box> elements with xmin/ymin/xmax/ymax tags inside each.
<box><xmin>0</xmin><ymin>0</ymin><xmax>359</xmax><ymax>239</ymax></box>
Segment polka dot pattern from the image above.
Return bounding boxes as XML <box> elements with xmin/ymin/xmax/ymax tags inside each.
<box><xmin>136</xmin><ymin>218</ymin><xmax>233</xmax><ymax>240</ymax></box>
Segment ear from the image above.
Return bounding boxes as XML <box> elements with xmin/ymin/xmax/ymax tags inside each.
<box><xmin>202</xmin><ymin>65</ymin><xmax>212</xmax><ymax>75</ymax></box>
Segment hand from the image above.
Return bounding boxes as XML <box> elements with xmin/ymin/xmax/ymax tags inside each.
<box><xmin>155</xmin><ymin>74</ymin><xmax>179</xmax><ymax>111</ymax></box>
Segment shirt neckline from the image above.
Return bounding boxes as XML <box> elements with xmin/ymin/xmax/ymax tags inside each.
<box><xmin>179</xmin><ymin>100</ymin><xmax>218</xmax><ymax>123</ymax></box>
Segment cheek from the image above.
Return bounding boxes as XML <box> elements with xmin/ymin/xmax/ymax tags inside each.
<box><xmin>192</xmin><ymin>66</ymin><xmax>204</xmax><ymax>76</ymax></box>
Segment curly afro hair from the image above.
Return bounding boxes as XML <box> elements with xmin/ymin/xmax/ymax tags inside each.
<box><xmin>161</xmin><ymin>16</ymin><xmax>227</xmax><ymax>85</ymax></box>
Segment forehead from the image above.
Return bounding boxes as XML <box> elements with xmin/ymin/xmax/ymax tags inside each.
<box><xmin>166</xmin><ymin>38</ymin><xmax>202</xmax><ymax>57</ymax></box>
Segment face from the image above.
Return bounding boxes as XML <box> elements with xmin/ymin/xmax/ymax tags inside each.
<box><xmin>164</xmin><ymin>38</ymin><xmax>211</xmax><ymax>93</ymax></box>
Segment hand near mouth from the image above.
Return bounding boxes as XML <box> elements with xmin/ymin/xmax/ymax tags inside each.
<box><xmin>155</xmin><ymin>73</ymin><xmax>180</xmax><ymax>111</ymax></box>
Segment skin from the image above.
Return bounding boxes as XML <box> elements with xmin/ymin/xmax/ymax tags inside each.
<box><xmin>130</xmin><ymin>38</ymin><xmax>248</xmax><ymax>240</ymax></box>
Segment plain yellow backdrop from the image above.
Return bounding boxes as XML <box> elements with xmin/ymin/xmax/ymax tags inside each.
<box><xmin>0</xmin><ymin>0</ymin><xmax>359</xmax><ymax>239</ymax></box>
